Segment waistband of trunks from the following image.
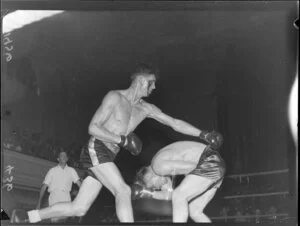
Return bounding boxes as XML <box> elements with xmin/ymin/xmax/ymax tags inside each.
<box><xmin>88</xmin><ymin>137</ymin><xmax>118</xmax><ymax>151</ymax></box>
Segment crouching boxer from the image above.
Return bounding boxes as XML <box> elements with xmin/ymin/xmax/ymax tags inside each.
<box><xmin>135</xmin><ymin>140</ymin><xmax>225</xmax><ymax>223</ymax></box>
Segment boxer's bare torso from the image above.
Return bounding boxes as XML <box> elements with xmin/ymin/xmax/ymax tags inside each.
<box><xmin>152</xmin><ymin>141</ymin><xmax>207</xmax><ymax>165</ymax></box>
<box><xmin>90</xmin><ymin>90</ymin><xmax>155</xmax><ymax>153</ymax></box>
<box><xmin>89</xmin><ymin>73</ymin><xmax>201</xmax><ymax>156</ymax></box>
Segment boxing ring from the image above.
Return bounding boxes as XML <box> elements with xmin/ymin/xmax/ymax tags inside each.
<box><xmin>68</xmin><ymin>168</ymin><xmax>292</xmax><ymax>223</ymax></box>
<box><xmin>130</xmin><ymin>169</ymin><xmax>293</xmax><ymax>223</ymax></box>
<box><xmin>2</xmin><ymin>146</ymin><xmax>294</xmax><ymax>223</ymax></box>
<box><xmin>2</xmin><ymin>8</ymin><xmax>297</xmax><ymax>224</ymax></box>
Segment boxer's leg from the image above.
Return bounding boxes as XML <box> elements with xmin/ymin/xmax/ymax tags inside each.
<box><xmin>90</xmin><ymin>162</ymin><xmax>133</xmax><ymax>222</ymax></box>
<box><xmin>48</xmin><ymin>191</ymin><xmax>71</xmax><ymax>223</ymax></box>
<box><xmin>51</xmin><ymin>216</ymin><xmax>67</xmax><ymax>223</ymax></box>
<box><xmin>188</xmin><ymin>188</ymin><xmax>217</xmax><ymax>222</ymax></box>
<box><xmin>172</xmin><ymin>175</ymin><xmax>212</xmax><ymax>222</ymax></box>
<box><xmin>35</xmin><ymin>176</ymin><xmax>101</xmax><ymax>222</ymax></box>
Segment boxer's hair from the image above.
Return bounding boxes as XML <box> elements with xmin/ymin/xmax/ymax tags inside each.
<box><xmin>134</xmin><ymin>166</ymin><xmax>150</xmax><ymax>186</ymax></box>
<box><xmin>130</xmin><ymin>63</ymin><xmax>159</xmax><ymax>81</ymax></box>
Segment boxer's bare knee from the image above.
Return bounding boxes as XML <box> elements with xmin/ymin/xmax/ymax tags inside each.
<box><xmin>71</xmin><ymin>203</ymin><xmax>89</xmax><ymax>217</ymax></box>
<box><xmin>172</xmin><ymin>187</ymin><xmax>189</xmax><ymax>203</ymax></box>
<box><xmin>72</xmin><ymin>195</ymin><xmax>93</xmax><ymax>217</ymax></box>
<box><xmin>74</xmin><ymin>207</ymin><xmax>88</xmax><ymax>217</ymax></box>
<box><xmin>115</xmin><ymin>183</ymin><xmax>131</xmax><ymax>198</ymax></box>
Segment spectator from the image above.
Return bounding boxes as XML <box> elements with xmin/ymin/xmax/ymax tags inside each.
<box><xmin>15</xmin><ymin>145</ymin><xmax>22</xmax><ymax>152</ymax></box>
<box><xmin>244</xmin><ymin>210</ymin><xmax>251</xmax><ymax>223</ymax></box>
<box><xmin>255</xmin><ymin>208</ymin><xmax>262</xmax><ymax>223</ymax></box>
<box><xmin>4</xmin><ymin>130</ymin><xmax>22</xmax><ymax>151</ymax></box>
<box><xmin>219</xmin><ymin>206</ymin><xmax>229</xmax><ymax>222</ymax></box>
<box><xmin>268</xmin><ymin>205</ymin><xmax>278</xmax><ymax>222</ymax></box>
<box><xmin>36</xmin><ymin>151</ymin><xmax>81</xmax><ymax>223</ymax></box>
<box><xmin>234</xmin><ymin>210</ymin><xmax>247</xmax><ymax>223</ymax></box>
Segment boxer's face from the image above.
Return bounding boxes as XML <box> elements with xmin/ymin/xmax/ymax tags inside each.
<box><xmin>153</xmin><ymin>176</ymin><xmax>169</xmax><ymax>188</ymax></box>
<box><xmin>144</xmin><ymin>169</ymin><xmax>168</xmax><ymax>189</ymax></box>
<box><xmin>139</xmin><ymin>74</ymin><xmax>156</xmax><ymax>97</ymax></box>
<box><xmin>152</xmin><ymin>175</ymin><xmax>169</xmax><ymax>189</ymax></box>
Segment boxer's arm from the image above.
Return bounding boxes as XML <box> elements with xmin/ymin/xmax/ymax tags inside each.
<box><xmin>153</xmin><ymin>177</ymin><xmax>173</xmax><ymax>200</ymax></box>
<box><xmin>133</xmin><ymin>185</ymin><xmax>171</xmax><ymax>200</ymax></box>
<box><xmin>152</xmin><ymin>190</ymin><xmax>172</xmax><ymax>200</ymax></box>
<box><xmin>144</xmin><ymin>103</ymin><xmax>201</xmax><ymax>137</ymax></box>
<box><xmin>88</xmin><ymin>91</ymin><xmax>123</xmax><ymax>144</ymax></box>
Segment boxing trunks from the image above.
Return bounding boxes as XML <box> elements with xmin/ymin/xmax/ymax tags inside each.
<box><xmin>80</xmin><ymin>137</ymin><xmax>117</xmax><ymax>179</ymax></box>
<box><xmin>189</xmin><ymin>145</ymin><xmax>226</xmax><ymax>189</ymax></box>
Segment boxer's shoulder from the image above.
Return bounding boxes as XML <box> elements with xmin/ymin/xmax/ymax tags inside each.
<box><xmin>99</xmin><ymin>91</ymin><xmax>126</xmax><ymax>109</ymax></box>
<box><xmin>138</xmin><ymin>100</ymin><xmax>161</xmax><ymax>116</ymax></box>
<box><xmin>99</xmin><ymin>91</ymin><xmax>122</xmax><ymax>107</ymax></box>
<box><xmin>105</xmin><ymin>90</ymin><xmax>122</xmax><ymax>100</ymax></box>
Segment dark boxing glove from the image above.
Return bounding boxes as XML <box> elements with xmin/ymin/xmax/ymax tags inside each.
<box><xmin>119</xmin><ymin>132</ymin><xmax>143</xmax><ymax>156</ymax></box>
<box><xmin>199</xmin><ymin>130</ymin><xmax>223</xmax><ymax>149</ymax></box>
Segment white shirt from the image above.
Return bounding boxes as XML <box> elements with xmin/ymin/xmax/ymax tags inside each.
<box><xmin>43</xmin><ymin>165</ymin><xmax>79</xmax><ymax>193</ymax></box>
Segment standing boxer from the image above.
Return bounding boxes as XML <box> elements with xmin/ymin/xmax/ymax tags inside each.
<box><xmin>13</xmin><ymin>64</ymin><xmax>222</xmax><ymax>223</ymax></box>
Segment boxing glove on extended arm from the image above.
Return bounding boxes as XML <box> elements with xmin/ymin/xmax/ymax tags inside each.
<box><xmin>199</xmin><ymin>130</ymin><xmax>223</xmax><ymax>149</ymax></box>
<box><xmin>119</xmin><ymin>133</ymin><xmax>143</xmax><ymax>156</ymax></box>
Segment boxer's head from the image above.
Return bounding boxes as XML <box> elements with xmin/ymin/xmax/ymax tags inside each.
<box><xmin>130</xmin><ymin>64</ymin><xmax>159</xmax><ymax>98</ymax></box>
<box><xmin>57</xmin><ymin>151</ymin><xmax>68</xmax><ymax>166</ymax></box>
<box><xmin>136</xmin><ymin>166</ymin><xmax>168</xmax><ymax>189</ymax></box>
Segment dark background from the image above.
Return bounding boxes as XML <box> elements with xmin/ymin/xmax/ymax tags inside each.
<box><xmin>1</xmin><ymin>1</ymin><xmax>298</xmax><ymax>213</ymax></box>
